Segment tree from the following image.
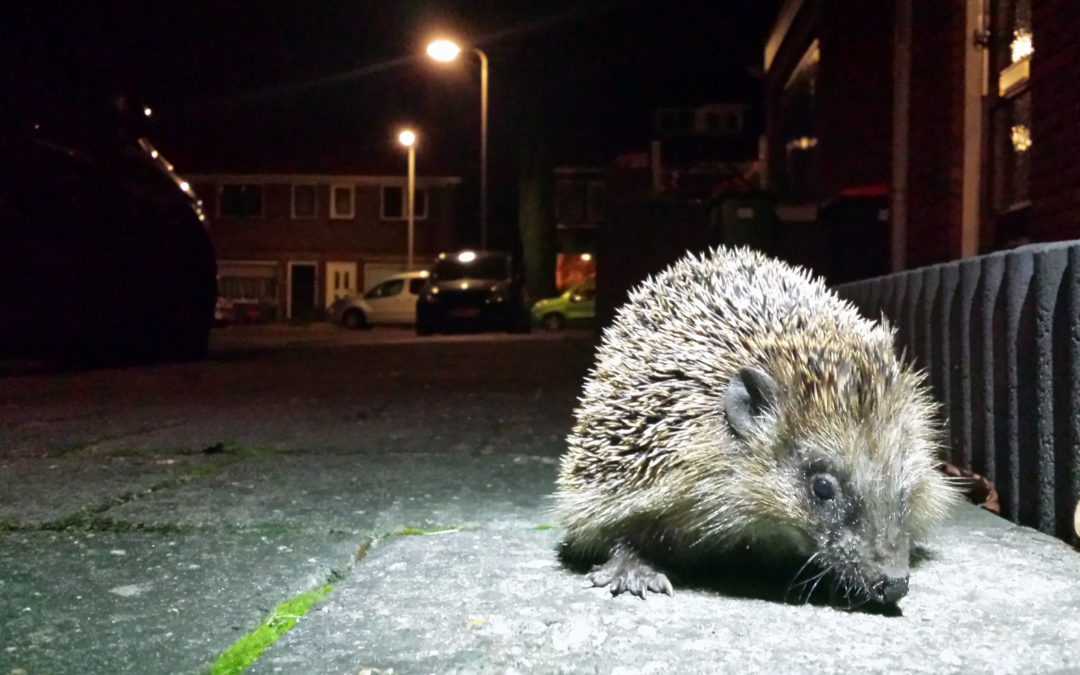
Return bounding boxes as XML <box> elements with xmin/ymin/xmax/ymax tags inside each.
<box><xmin>516</xmin><ymin>107</ymin><xmax>558</xmax><ymax>300</ymax></box>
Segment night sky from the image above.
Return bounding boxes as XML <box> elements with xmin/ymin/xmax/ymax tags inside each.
<box><xmin>2</xmin><ymin>0</ymin><xmax>773</xmax><ymax>236</ymax></box>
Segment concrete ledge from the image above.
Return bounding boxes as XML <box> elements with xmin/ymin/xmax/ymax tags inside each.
<box><xmin>253</xmin><ymin>505</ymin><xmax>1080</xmax><ymax>674</ymax></box>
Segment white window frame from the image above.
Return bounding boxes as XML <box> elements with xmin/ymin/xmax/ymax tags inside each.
<box><xmin>380</xmin><ymin>184</ymin><xmax>428</xmax><ymax>221</ymax></box>
<box><xmin>330</xmin><ymin>184</ymin><xmax>355</xmax><ymax>220</ymax></box>
<box><xmin>291</xmin><ymin>183</ymin><xmax>317</xmax><ymax>219</ymax></box>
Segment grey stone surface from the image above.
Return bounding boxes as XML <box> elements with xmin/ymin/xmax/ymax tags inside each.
<box><xmin>254</xmin><ymin>506</ymin><xmax>1080</xmax><ymax>675</ymax></box>
<box><xmin>0</xmin><ymin>529</ymin><xmax>363</xmax><ymax>675</ymax></box>
<box><xmin>2</xmin><ymin>328</ymin><xmax>1080</xmax><ymax>675</ymax></box>
<box><xmin>0</xmin><ymin>455</ymin><xmax>226</xmax><ymax>527</ymax></box>
<box><xmin>105</xmin><ymin>452</ymin><xmax>560</xmax><ymax>534</ymax></box>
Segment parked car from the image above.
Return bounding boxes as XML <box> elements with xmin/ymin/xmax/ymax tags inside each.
<box><xmin>531</xmin><ymin>277</ymin><xmax>596</xmax><ymax>330</ymax></box>
<box><xmin>415</xmin><ymin>250</ymin><xmax>530</xmax><ymax>335</ymax></box>
<box><xmin>328</xmin><ymin>270</ymin><xmax>430</xmax><ymax>329</ymax></box>
<box><xmin>0</xmin><ymin>107</ymin><xmax>217</xmax><ymax>362</ymax></box>
<box><xmin>213</xmin><ymin>296</ymin><xmax>234</xmax><ymax>327</ymax></box>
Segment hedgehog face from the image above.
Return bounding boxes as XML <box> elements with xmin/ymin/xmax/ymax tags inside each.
<box><xmin>795</xmin><ymin>461</ymin><xmax>913</xmax><ymax>606</ymax></box>
<box><xmin>724</xmin><ymin>364</ymin><xmax>919</xmax><ymax>606</ymax></box>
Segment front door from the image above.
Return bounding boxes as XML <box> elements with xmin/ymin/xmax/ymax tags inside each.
<box><xmin>288</xmin><ymin>263</ymin><xmax>317</xmax><ymax>320</ymax></box>
<box><xmin>325</xmin><ymin>261</ymin><xmax>357</xmax><ymax>308</ymax></box>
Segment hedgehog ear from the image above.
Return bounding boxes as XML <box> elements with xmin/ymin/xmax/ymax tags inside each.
<box><xmin>724</xmin><ymin>365</ymin><xmax>780</xmax><ymax>441</ymax></box>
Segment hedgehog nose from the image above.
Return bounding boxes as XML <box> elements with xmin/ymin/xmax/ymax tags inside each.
<box><xmin>872</xmin><ymin>575</ymin><xmax>909</xmax><ymax>603</ymax></box>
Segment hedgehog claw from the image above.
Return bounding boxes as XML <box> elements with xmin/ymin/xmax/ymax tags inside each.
<box><xmin>586</xmin><ymin>545</ymin><xmax>672</xmax><ymax>598</ymax></box>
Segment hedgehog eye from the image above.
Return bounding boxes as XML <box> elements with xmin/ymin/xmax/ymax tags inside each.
<box><xmin>811</xmin><ymin>475</ymin><xmax>836</xmax><ymax>501</ymax></box>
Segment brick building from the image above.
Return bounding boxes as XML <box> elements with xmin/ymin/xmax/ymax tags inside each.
<box><xmin>188</xmin><ymin>173</ymin><xmax>460</xmax><ymax>321</ymax></box>
<box><xmin>764</xmin><ymin>0</ymin><xmax>1079</xmax><ymax>273</ymax></box>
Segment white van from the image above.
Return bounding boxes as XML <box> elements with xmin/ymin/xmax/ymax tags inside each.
<box><xmin>327</xmin><ymin>270</ymin><xmax>430</xmax><ymax>328</ymax></box>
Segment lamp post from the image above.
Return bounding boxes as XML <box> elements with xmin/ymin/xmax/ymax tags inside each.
<box><xmin>398</xmin><ymin>129</ymin><xmax>416</xmax><ymax>271</ymax></box>
<box><xmin>426</xmin><ymin>39</ymin><xmax>489</xmax><ymax>250</ymax></box>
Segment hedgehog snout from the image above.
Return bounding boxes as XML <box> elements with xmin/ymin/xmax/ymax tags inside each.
<box><xmin>870</xmin><ymin>574</ymin><xmax>909</xmax><ymax>603</ymax></box>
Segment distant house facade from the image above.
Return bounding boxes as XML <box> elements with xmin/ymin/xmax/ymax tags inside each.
<box><xmin>764</xmin><ymin>0</ymin><xmax>1080</xmax><ymax>271</ymax></box>
<box><xmin>553</xmin><ymin>166</ymin><xmax>604</xmax><ymax>289</ymax></box>
<box><xmin>188</xmin><ymin>173</ymin><xmax>460</xmax><ymax>321</ymax></box>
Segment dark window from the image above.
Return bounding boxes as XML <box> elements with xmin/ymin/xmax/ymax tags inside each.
<box><xmin>383</xmin><ymin>186</ymin><xmax>403</xmax><ymax>219</ymax></box>
<box><xmin>988</xmin><ymin>0</ymin><xmax>1032</xmax><ymax>246</ymax></box>
<box><xmin>219</xmin><ymin>184</ymin><xmax>263</xmax><ymax>217</ymax></box>
<box><xmin>557</xmin><ymin>180</ymin><xmax>586</xmax><ymax>226</ymax></box>
<box><xmin>292</xmin><ymin>184</ymin><xmax>316</xmax><ymax>218</ymax></box>
<box><xmin>992</xmin><ymin>90</ymin><xmax>1031</xmax><ymax>213</ymax></box>
<box><xmin>778</xmin><ymin>40</ymin><xmax>819</xmax><ymax>202</ymax></box>
<box><xmin>381</xmin><ymin>185</ymin><xmax>427</xmax><ymax>219</ymax></box>
<box><xmin>586</xmin><ymin>181</ymin><xmax>605</xmax><ymax>224</ymax></box>
<box><xmin>331</xmin><ymin>185</ymin><xmax>354</xmax><ymax>219</ymax></box>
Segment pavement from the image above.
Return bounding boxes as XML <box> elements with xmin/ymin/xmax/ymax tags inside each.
<box><xmin>2</xmin><ymin>325</ymin><xmax>1080</xmax><ymax>675</ymax></box>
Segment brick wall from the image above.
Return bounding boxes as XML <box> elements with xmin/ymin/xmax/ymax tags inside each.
<box><xmin>194</xmin><ymin>179</ymin><xmax>457</xmax><ymax>262</ymax></box>
<box><xmin>1030</xmin><ymin>0</ymin><xmax>1080</xmax><ymax>243</ymax></box>
<box><xmin>905</xmin><ymin>0</ymin><xmax>966</xmax><ymax>268</ymax></box>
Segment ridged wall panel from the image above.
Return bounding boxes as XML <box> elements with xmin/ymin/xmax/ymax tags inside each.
<box><xmin>835</xmin><ymin>242</ymin><xmax>1080</xmax><ymax>543</ymax></box>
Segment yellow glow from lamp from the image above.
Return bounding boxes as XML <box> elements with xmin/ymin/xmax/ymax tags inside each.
<box><xmin>399</xmin><ymin>130</ymin><xmax>416</xmax><ymax>147</ymax></box>
<box><xmin>458</xmin><ymin>250</ymin><xmax>476</xmax><ymax>263</ymax></box>
<box><xmin>427</xmin><ymin>39</ymin><xmax>462</xmax><ymax>62</ymax></box>
<box><xmin>580</xmin><ymin>253</ymin><xmax>593</xmax><ymax>262</ymax></box>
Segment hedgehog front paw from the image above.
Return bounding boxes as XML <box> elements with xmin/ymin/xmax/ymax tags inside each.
<box><xmin>586</xmin><ymin>545</ymin><xmax>673</xmax><ymax>598</ymax></box>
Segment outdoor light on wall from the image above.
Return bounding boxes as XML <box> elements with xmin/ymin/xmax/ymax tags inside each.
<box><xmin>1010</xmin><ymin>125</ymin><xmax>1032</xmax><ymax>153</ymax></box>
<box><xmin>1010</xmin><ymin>30</ymin><xmax>1033</xmax><ymax>63</ymax></box>
<box><xmin>143</xmin><ymin>107</ymin><xmax>153</xmax><ymax>117</ymax></box>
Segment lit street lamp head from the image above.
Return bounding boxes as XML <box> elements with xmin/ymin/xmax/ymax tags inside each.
<box><xmin>427</xmin><ymin>39</ymin><xmax>461</xmax><ymax>62</ymax></box>
<box><xmin>398</xmin><ymin>130</ymin><xmax>416</xmax><ymax>147</ymax></box>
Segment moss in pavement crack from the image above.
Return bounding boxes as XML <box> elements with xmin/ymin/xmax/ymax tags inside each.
<box><xmin>209</xmin><ymin>584</ymin><xmax>332</xmax><ymax>675</ymax></box>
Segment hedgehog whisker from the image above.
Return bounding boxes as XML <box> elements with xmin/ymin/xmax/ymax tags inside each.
<box><xmin>797</xmin><ymin>562</ymin><xmax>835</xmax><ymax>605</ymax></box>
<box><xmin>784</xmin><ymin>552</ymin><xmax>823</xmax><ymax>602</ymax></box>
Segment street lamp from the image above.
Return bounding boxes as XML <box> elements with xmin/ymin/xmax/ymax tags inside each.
<box><xmin>426</xmin><ymin>38</ymin><xmax>489</xmax><ymax>250</ymax></box>
<box><xmin>398</xmin><ymin>129</ymin><xmax>417</xmax><ymax>271</ymax></box>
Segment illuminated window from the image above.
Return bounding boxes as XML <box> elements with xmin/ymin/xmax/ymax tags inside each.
<box><xmin>990</xmin><ymin>0</ymin><xmax>1032</xmax><ymax>216</ymax></box>
<box><xmin>992</xmin><ymin>91</ymin><xmax>1031</xmax><ymax>212</ymax></box>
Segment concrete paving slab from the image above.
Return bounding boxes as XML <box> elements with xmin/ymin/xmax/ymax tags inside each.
<box><xmin>252</xmin><ymin>506</ymin><xmax>1080</xmax><ymax>674</ymax></box>
<box><xmin>104</xmin><ymin>452</ymin><xmax>560</xmax><ymax>534</ymax></box>
<box><xmin>0</xmin><ymin>455</ymin><xmax>226</xmax><ymax>527</ymax></box>
<box><xmin>0</xmin><ymin>529</ymin><xmax>364</xmax><ymax>675</ymax></box>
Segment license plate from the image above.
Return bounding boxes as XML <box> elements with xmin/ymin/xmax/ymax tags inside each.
<box><xmin>448</xmin><ymin>308</ymin><xmax>480</xmax><ymax>318</ymax></box>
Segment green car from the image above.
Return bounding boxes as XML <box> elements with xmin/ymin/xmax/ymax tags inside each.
<box><xmin>531</xmin><ymin>278</ymin><xmax>596</xmax><ymax>330</ymax></box>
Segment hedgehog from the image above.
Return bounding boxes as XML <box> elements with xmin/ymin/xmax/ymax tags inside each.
<box><xmin>555</xmin><ymin>246</ymin><xmax>959</xmax><ymax>606</ymax></box>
